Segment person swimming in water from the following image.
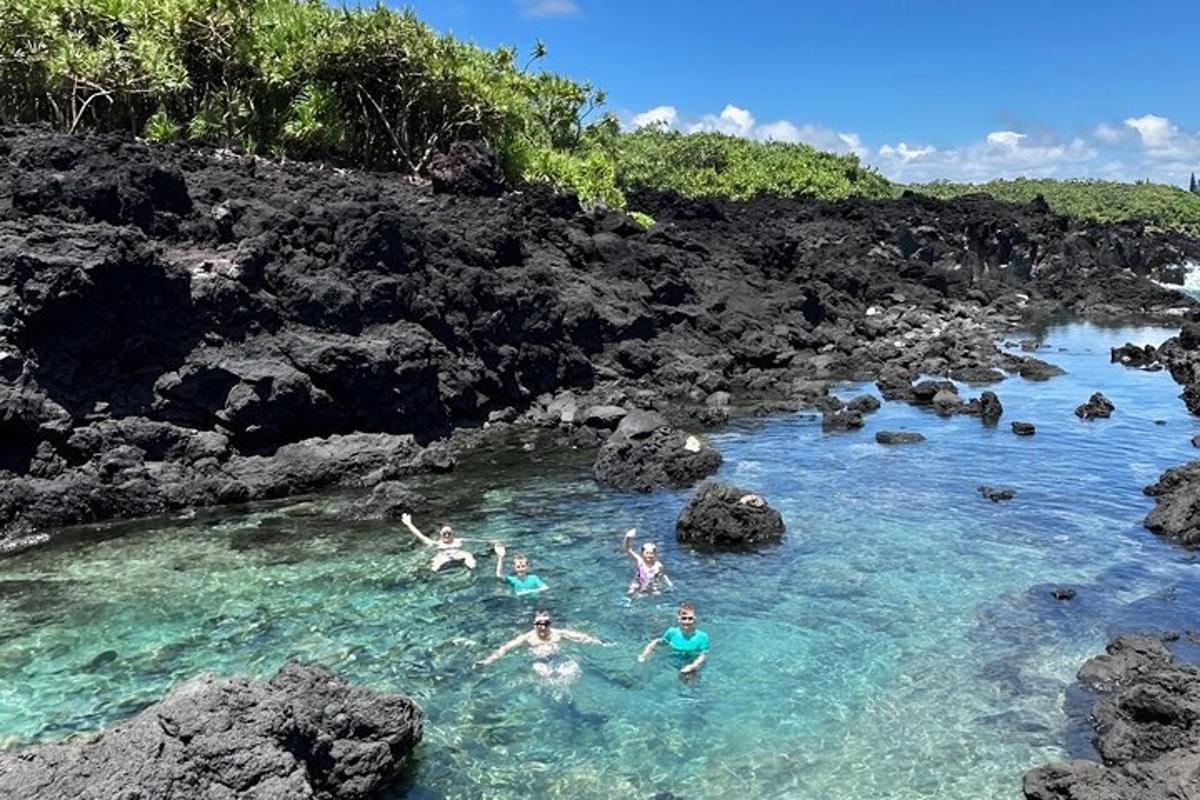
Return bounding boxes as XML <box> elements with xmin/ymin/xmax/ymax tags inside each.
<box><xmin>477</xmin><ymin>610</ymin><xmax>602</xmax><ymax>680</ymax></box>
<box><xmin>622</xmin><ymin>528</ymin><xmax>673</xmax><ymax>595</ymax></box>
<box><xmin>638</xmin><ymin>601</ymin><xmax>709</xmax><ymax>675</ymax></box>
<box><xmin>492</xmin><ymin>542</ymin><xmax>548</xmax><ymax>594</ymax></box>
<box><xmin>400</xmin><ymin>512</ymin><xmax>478</xmax><ymax>571</ymax></box>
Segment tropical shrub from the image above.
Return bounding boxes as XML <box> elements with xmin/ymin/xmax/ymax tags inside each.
<box><xmin>911</xmin><ymin>178</ymin><xmax>1200</xmax><ymax>232</ymax></box>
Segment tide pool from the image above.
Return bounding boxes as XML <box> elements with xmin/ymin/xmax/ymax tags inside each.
<box><xmin>2</xmin><ymin>321</ymin><xmax>1199</xmax><ymax>799</ymax></box>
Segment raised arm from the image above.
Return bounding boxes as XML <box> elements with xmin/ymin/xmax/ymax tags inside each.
<box><xmin>560</xmin><ymin>628</ymin><xmax>602</xmax><ymax>646</ymax></box>
<box><xmin>400</xmin><ymin>513</ymin><xmax>436</xmax><ymax>547</ymax></box>
<box><xmin>622</xmin><ymin>528</ymin><xmax>640</xmax><ymax>563</ymax></box>
<box><xmin>478</xmin><ymin>632</ymin><xmax>529</xmax><ymax>666</ymax></box>
<box><xmin>493</xmin><ymin>542</ymin><xmax>506</xmax><ymax>579</ymax></box>
<box><xmin>637</xmin><ymin>637</ymin><xmax>660</xmax><ymax>662</ymax></box>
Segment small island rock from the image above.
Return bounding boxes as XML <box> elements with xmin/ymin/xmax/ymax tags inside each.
<box><xmin>676</xmin><ymin>480</ymin><xmax>786</xmax><ymax>548</ymax></box>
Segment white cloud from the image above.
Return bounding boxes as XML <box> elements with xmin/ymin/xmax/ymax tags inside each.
<box><xmin>1094</xmin><ymin>123</ymin><xmax>1126</xmax><ymax>144</ymax></box>
<box><xmin>688</xmin><ymin>104</ymin><xmax>757</xmax><ymax>137</ymax></box>
<box><xmin>874</xmin><ymin>131</ymin><xmax>1097</xmax><ymax>183</ymax></box>
<box><xmin>878</xmin><ymin>142</ymin><xmax>935</xmax><ymax>162</ymax></box>
<box><xmin>631</xmin><ymin>105</ymin><xmax>678</xmax><ymax>129</ymax></box>
<box><xmin>1124</xmin><ymin>113</ymin><xmax>1200</xmax><ymax>160</ymax></box>
<box><xmin>516</xmin><ymin>0</ymin><xmax>580</xmax><ymax>18</ymax></box>
<box><xmin>623</xmin><ymin>103</ymin><xmax>1199</xmax><ymax>186</ymax></box>
<box><xmin>627</xmin><ymin>104</ymin><xmax>866</xmax><ymax>157</ymax></box>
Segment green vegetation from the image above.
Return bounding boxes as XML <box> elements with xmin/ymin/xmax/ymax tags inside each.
<box><xmin>2</xmin><ymin>0</ymin><xmax>1197</xmax><ymax>231</ymax></box>
<box><xmin>0</xmin><ymin>0</ymin><xmax>608</xmax><ymax>183</ymax></box>
<box><xmin>910</xmin><ymin>178</ymin><xmax>1200</xmax><ymax>232</ymax></box>
<box><xmin>613</xmin><ymin>128</ymin><xmax>892</xmax><ymax>201</ymax></box>
<box><xmin>0</xmin><ymin>0</ymin><xmax>887</xmax><ymax>209</ymax></box>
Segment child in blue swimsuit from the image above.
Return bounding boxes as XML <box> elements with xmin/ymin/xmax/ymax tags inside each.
<box><xmin>638</xmin><ymin>601</ymin><xmax>708</xmax><ymax>675</ymax></box>
<box><xmin>492</xmin><ymin>542</ymin><xmax>548</xmax><ymax>594</ymax></box>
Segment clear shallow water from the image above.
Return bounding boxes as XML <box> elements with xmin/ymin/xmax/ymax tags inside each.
<box><xmin>3</xmin><ymin>322</ymin><xmax>1200</xmax><ymax>799</ymax></box>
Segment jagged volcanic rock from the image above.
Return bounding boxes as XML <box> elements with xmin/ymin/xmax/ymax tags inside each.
<box><xmin>1076</xmin><ymin>392</ymin><xmax>1116</xmax><ymax>419</ymax></box>
<box><xmin>675</xmin><ymin>480</ymin><xmax>786</xmax><ymax>548</ymax></box>
<box><xmin>1</xmin><ymin>126</ymin><xmax>1197</xmax><ymax>545</ymax></box>
<box><xmin>0</xmin><ymin>661</ymin><xmax>423</xmax><ymax>800</ymax></box>
<box><xmin>1143</xmin><ymin>460</ymin><xmax>1200</xmax><ymax>546</ymax></box>
<box><xmin>593</xmin><ymin>426</ymin><xmax>722</xmax><ymax>492</ymax></box>
<box><xmin>1023</xmin><ymin>636</ymin><xmax>1200</xmax><ymax>800</ymax></box>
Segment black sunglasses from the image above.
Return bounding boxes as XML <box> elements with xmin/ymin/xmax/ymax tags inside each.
<box><xmin>534</xmin><ymin>620</ymin><xmax>552</xmax><ymax>627</ymax></box>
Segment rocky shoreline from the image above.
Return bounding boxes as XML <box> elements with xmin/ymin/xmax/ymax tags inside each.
<box><xmin>6</xmin><ymin>127</ymin><xmax>1200</xmax><ymax>797</ymax></box>
<box><xmin>0</xmin><ymin>661</ymin><xmax>423</xmax><ymax>800</ymax></box>
<box><xmin>2</xmin><ymin>126</ymin><xmax>1198</xmax><ymax>550</ymax></box>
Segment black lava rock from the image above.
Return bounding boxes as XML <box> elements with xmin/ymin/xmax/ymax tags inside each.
<box><xmin>978</xmin><ymin>485</ymin><xmax>1015</xmax><ymax>502</ymax></box>
<box><xmin>594</xmin><ymin>428</ymin><xmax>722</xmax><ymax>492</ymax></box>
<box><xmin>0</xmin><ymin>661</ymin><xmax>423</xmax><ymax>800</ymax></box>
<box><xmin>875</xmin><ymin>431</ymin><xmax>926</xmax><ymax>444</ymax></box>
<box><xmin>675</xmin><ymin>480</ymin><xmax>786</xmax><ymax>548</ymax></box>
<box><xmin>1075</xmin><ymin>392</ymin><xmax>1115</xmax><ymax>419</ymax></box>
<box><xmin>1012</xmin><ymin>421</ymin><xmax>1036</xmax><ymax>436</ymax></box>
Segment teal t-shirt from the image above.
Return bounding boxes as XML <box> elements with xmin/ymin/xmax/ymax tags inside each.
<box><xmin>662</xmin><ymin>626</ymin><xmax>709</xmax><ymax>654</ymax></box>
<box><xmin>505</xmin><ymin>574</ymin><xmax>547</xmax><ymax>594</ymax></box>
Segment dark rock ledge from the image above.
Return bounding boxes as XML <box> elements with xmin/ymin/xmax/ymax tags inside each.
<box><xmin>0</xmin><ymin>661</ymin><xmax>423</xmax><ymax>800</ymax></box>
<box><xmin>1023</xmin><ymin>635</ymin><xmax>1199</xmax><ymax>800</ymax></box>
<box><xmin>1</xmin><ymin>126</ymin><xmax>1197</xmax><ymax>549</ymax></box>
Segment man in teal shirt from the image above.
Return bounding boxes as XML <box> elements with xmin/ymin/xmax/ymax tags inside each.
<box><xmin>638</xmin><ymin>601</ymin><xmax>709</xmax><ymax>674</ymax></box>
<box><xmin>492</xmin><ymin>542</ymin><xmax>548</xmax><ymax>594</ymax></box>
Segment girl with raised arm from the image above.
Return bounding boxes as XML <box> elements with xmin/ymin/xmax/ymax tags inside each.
<box><xmin>622</xmin><ymin>528</ymin><xmax>673</xmax><ymax>595</ymax></box>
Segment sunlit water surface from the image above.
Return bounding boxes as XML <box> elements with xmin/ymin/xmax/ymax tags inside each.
<box><xmin>3</xmin><ymin>322</ymin><xmax>1200</xmax><ymax>800</ymax></box>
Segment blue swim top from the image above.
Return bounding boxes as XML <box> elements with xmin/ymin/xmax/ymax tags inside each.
<box><xmin>505</xmin><ymin>574</ymin><xmax>547</xmax><ymax>594</ymax></box>
<box><xmin>662</xmin><ymin>626</ymin><xmax>709</xmax><ymax>654</ymax></box>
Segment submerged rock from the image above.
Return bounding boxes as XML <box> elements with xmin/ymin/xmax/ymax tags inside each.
<box><xmin>594</xmin><ymin>428</ymin><xmax>721</xmax><ymax>492</ymax></box>
<box><xmin>1052</xmin><ymin>587</ymin><xmax>1077</xmax><ymax>601</ymax></box>
<box><xmin>875</xmin><ymin>430</ymin><xmax>926</xmax><ymax>445</ymax></box>
<box><xmin>1076</xmin><ymin>392</ymin><xmax>1115</xmax><ymax>419</ymax></box>
<box><xmin>1011</xmin><ymin>421</ymin><xmax>1036</xmax><ymax>436</ymax></box>
<box><xmin>1023</xmin><ymin>636</ymin><xmax>1200</xmax><ymax>800</ymax></box>
<box><xmin>0</xmin><ymin>661</ymin><xmax>423</xmax><ymax>800</ymax></box>
<box><xmin>354</xmin><ymin>480</ymin><xmax>428</xmax><ymax>519</ymax></box>
<box><xmin>978</xmin><ymin>485</ymin><xmax>1015</xmax><ymax>502</ymax></box>
<box><xmin>676</xmin><ymin>480</ymin><xmax>786</xmax><ymax>548</ymax></box>
<box><xmin>1143</xmin><ymin>460</ymin><xmax>1200</xmax><ymax>546</ymax></box>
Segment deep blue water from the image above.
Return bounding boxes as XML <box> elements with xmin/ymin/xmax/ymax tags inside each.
<box><xmin>1</xmin><ymin>321</ymin><xmax>1199</xmax><ymax>799</ymax></box>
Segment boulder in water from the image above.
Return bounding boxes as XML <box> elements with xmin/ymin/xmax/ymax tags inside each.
<box><xmin>594</xmin><ymin>428</ymin><xmax>721</xmax><ymax>492</ymax></box>
<box><xmin>676</xmin><ymin>480</ymin><xmax>786</xmax><ymax>548</ymax></box>
<box><xmin>0</xmin><ymin>661</ymin><xmax>423</xmax><ymax>800</ymax></box>
<box><xmin>1143</xmin><ymin>460</ymin><xmax>1200</xmax><ymax>547</ymax></box>
<box><xmin>978</xmin><ymin>390</ymin><xmax>1003</xmax><ymax>424</ymax></box>
<box><xmin>1111</xmin><ymin>342</ymin><xmax>1160</xmax><ymax>369</ymax></box>
<box><xmin>978</xmin><ymin>485</ymin><xmax>1015</xmax><ymax>502</ymax></box>
<box><xmin>1012</xmin><ymin>421</ymin><xmax>1036</xmax><ymax>436</ymax></box>
<box><xmin>1075</xmin><ymin>392</ymin><xmax>1115</xmax><ymax>419</ymax></box>
<box><xmin>875</xmin><ymin>430</ymin><xmax>926</xmax><ymax>445</ymax></box>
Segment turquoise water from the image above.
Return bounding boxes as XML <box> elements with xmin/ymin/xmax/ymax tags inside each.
<box><xmin>3</xmin><ymin>321</ymin><xmax>1200</xmax><ymax>799</ymax></box>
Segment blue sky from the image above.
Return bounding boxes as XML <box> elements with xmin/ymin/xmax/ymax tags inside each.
<box><xmin>403</xmin><ymin>0</ymin><xmax>1200</xmax><ymax>185</ymax></box>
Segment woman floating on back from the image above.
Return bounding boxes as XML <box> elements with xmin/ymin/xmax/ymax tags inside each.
<box><xmin>400</xmin><ymin>512</ymin><xmax>478</xmax><ymax>571</ymax></box>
